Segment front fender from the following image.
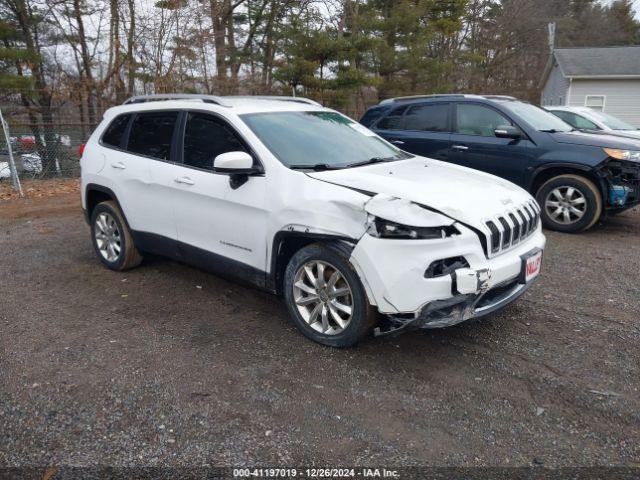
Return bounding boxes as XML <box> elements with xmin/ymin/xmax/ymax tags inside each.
<box><xmin>526</xmin><ymin>161</ymin><xmax>601</xmax><ymax>191</ymax></box>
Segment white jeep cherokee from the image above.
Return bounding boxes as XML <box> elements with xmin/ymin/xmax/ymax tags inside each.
<box><xmin>80</xmin><ymin>94</ymin><xmax>546</xmax><ymax>347</ymax></box>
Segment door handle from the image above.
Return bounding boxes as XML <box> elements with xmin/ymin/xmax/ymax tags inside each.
<box><xmin>111</xmin><ymin>162</ymin><xmax>126</xmax><ymax>169</ymax></box>
<box><xmin>391</xmin><ymin>140</ymin><xmax>405</xmax><ymax>145</ymax></box>
<box><xmin>174</xmin><ymin>176</ymin><xmax>195</xmax><ymax>185</ymax></box>
<box><xmin>452</xmin><ymin>145</ymin><xmax>469</xmax><ymax>151</ymax></box>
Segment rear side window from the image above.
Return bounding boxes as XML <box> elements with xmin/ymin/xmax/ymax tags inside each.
<box><xmin>404</xmin><ymin>103</ymin><xmax>450</xmax><ymax>132</ymax></box>
<box><xmin>376</xmin><ymin>106</ymin><xmax>407</xmax><ymax>130</ymax></box>
<box><xmin>127</xmin><ymin>111</ymin><xmax>178</xmax><ymax>160</ymax></box>
<box><xmin>101</xmin><ymin>114</ymin><xmax>131</xmax><ymax>148</ymax></box>
<box><xmin>455</xmin><ymin>104</ymin><xmax>512</xmax><ymax>136</ymax></box>
<box><xmin>183</xmin><ymin>113</ymin><xmax>248</xmax><ymax>171</ymax></box>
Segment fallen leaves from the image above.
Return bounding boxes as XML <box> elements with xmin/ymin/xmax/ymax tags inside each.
<box><xmin>0</xmin><ymin>178</ymin><xmax>80</xmax><ymax>201</ymax></box>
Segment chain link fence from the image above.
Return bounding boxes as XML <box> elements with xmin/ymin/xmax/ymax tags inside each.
<box><xmin>1</xmin><ymin>116</ymin><xmax>91</xmax><ymax>184</ymax></box>
<box><xmin>0</xmin><ymin>91</ymin><xmax>371</xmax><ymax>198</ymax></box>
<box><xmin>0</xmin><ymin>90</ymin><xmax>99</xmax><ymax>197</ymax></box>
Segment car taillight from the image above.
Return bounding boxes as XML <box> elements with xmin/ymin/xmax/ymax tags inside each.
<box><xmin>79</xmin><ymin>143</ymin><xmax>85</xmax><ymax>157</ymax></box>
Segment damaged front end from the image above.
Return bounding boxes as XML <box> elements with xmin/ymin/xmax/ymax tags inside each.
<box><xmin>598</xmin><ymin>157</ymin><xmax>640</xmax><ymax>211</ymax></box>
<box><xmin>349</xmin><ymin>193</ymin><xmax>546</xmax><ymax>337</ymax></box>
<box><xmin>375</xmin><ymin>276</ymin><xmax>528</xmax><ymax>336</ymax></box>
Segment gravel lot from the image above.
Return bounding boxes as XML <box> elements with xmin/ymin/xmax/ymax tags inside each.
<box><xmin>1</xmin><ymin>192</ymin><xmax>639</xmax><ymax>468</ymax></box>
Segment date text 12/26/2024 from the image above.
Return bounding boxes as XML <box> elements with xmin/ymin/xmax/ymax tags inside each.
<box><xmin>233</xmin><ymin>468</ymin><xmax>400</xmax><ymax>478</ymax></box>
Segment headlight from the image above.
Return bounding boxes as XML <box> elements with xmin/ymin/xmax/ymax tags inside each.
<box><xmin>366</xmin><ymin>215</ymin><xmax>459</xmax><ymax>239</ymax></box>
<box><xmin>603</xmin><ymin>148</ymin><xmax>640</xmax><ymax>162</ymax></box>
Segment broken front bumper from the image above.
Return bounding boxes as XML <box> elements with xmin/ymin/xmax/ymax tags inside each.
<box><xmin>601</xmin><ymin>159</ymin><xmax>640</xmax><ymax>212</ymax></box>
<box><xmin>349</xmin><ymin>222</ymin><xmax>546</xmax><ymax>333</ymax></box>
<box><xmin>371</xmin><ymin>278</ymin><xmax>534</xmax><ymax>336</ymax></box>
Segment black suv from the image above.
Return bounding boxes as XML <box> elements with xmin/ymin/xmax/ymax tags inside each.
<box><xmin>361</xmin><ymin>94</ymin><xmax>640</xmax><ymax>232</ymax></box>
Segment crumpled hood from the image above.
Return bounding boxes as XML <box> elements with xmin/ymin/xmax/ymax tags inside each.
<box><xmin>307</xmin><ymin>157</ymin><xmax>532</xmax><ymax>228</ymax></box>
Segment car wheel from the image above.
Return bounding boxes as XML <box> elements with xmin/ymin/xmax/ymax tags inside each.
<box><xmin>90</xmin><ymin>200</ymin><xmax>142</xmax><ymax>270</ymax></box>
<box><xmin>536</xmin><ymin>174</ymin><xmax>602</xmax><ymax>233</ymax></box>
<box><xmin>283</xmin><ymin>243</ymin><xmax>377</xmax><ymax>347</ymax></box>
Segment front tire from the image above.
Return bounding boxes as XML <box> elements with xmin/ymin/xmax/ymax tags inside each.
<box><xmin>90</xmin><ymin>201</ymin><xmax>142</xmax><ymax>270</ymax></box>
<box><xmin>283</xmin><ymin>243</ymin><xmax>377</xmax><ymax>347</ymax></box>
<box><xmin>536</xmin><ymin>174</ymin><xmax>602</xmax><ymax>233</ymax></box>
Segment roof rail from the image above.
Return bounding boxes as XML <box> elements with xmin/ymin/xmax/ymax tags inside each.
<box><xmin>482</xmin><ymin>95</ymin><xmax>517</xmax><ymax>100</ymax></box>
<box><xmin>122</xmin><ymin>94</ymin><xmax>227</xmax><ymax>106</ymax></box>
<box><xmin>226</xmin><ymin>95</ymin><xmax>322</xmax><ymax>106</ymax></box>
<box><xmin>380</xmin><ymin>94</ymin><xmax>467</xmax><ymax>105</ymax></box>
<box><xmin>379</xmin><ymin>93</ymin><xmax>518</xmax><ymax>105</ymax></box>
<box><xmin>122</xmin><ymin>94</ymin><xmax>322</xmax><ymax>107</ymax></box>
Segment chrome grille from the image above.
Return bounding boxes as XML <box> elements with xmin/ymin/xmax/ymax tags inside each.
<box><xmin>484</xmin><ymin>200</ymin><xmax>541</xmax><ymax>256</ymax></box>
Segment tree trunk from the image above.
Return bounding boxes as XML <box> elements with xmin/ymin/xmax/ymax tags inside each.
<box><xmin>110</xmin><ymin>0</ymin><xmax>125</xmax><ymax>103</ymax></box>
<box><xmin>226</xmin><ymin>0</ymin><xmax>239</xmax><ymax>92</ymax></box>
<box><xmin>73</xmin><ymin>0</ymin><xmax>96</xmax><ymax>128</ymax></box>
<box><xmin>126</xmin><ymin>0</ymin><xmax>136</xmax><ymax>96</ymax></box>
<box><xmin>12</xmin><ymin>0</ymin><xmax>56</xmax><ymax>174</ymax></box>
<box><xmin>260</xmin><ymin>3</ymin><xmax>278</xmax><ymax>88</ymax></box>
<box><xmin>210</xmin><ymin>0</ymin><xmax>228</xmax><ymax>92</ymax></box>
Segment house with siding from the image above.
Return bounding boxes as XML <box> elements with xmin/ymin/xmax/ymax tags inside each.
<box><xmin>539</xmin><ymin>46</ymin><xmax>640</xmax><ymax>126</ymax></box>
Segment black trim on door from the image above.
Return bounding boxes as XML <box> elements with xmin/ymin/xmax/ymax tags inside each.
<box><xmin>131</xmin><ymin>230</ymin><xmax>269</xmax><ymax>291</ymax></box>
<box><xmin>126</xmin><ymin>229</ymin><xmax>359</xmax><ymax>295</ymax></box>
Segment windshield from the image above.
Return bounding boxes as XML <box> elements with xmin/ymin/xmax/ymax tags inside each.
<box><xmin>502</xmin><ymin>101</ymin><xmax>573</xmax><ymax>132</ymax></box>
<box><xmin>241</xmin><ymin>111</ymin><xmax>410</xmax><ymax>169</ymax></box>
<box><xmin>588</xmin><ymin>110</ymin><xmax>636</xmax><ymax>130</ymax></box>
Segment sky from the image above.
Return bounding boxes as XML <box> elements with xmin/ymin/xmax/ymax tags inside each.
<box><xmin>601</xmin><ymin>0</ymin><xmax>640</xmax><ymax>18</ymax></box>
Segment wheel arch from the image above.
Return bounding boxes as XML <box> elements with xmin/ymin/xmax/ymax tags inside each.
<box><xmin>84</xmin><ymin>184</ymin><xmax>131</xmax><ymax>229</ymax></box>
<box><xmin>267</xmin><ymin>231</ymin><xmax>357</xmax><ymax>295</ymax></box>
<box><xmin>529</xmin><ymin>163</ymin><xmax>605</xmax><ymax>199</ymax></box>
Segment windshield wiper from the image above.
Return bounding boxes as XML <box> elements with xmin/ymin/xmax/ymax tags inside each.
<box><xmin>289</xmin><ymin>163</ymin><xmax>341</xmax><ymax>171</ymax></box>
<box><xmin>345</xmin><ymin>156</ymin><xmax>397</xmax><ymax>168</ymax></box>
<box><xmin>539</xmin><ymin>129</ymin><xmax>561</xmax><ymax>133</ymax></box>
<box><xmin>289</xmin><ymin>156</ymin><xmax>401</xmax><ymax>171</ymax></box>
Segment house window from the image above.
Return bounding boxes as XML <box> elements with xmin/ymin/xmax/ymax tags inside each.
<box><xmin>585</xmin><ymin>95</ymin><xmax>605</xmax><ymax>111</ymax></box>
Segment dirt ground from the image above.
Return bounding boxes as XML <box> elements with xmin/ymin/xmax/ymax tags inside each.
<box><xmin>0</xmin><ymin>178</ymin><xmax>80</xmax><ymax>202</ymax></box>
<box><xmin>1</xmin><ymin>191</ymin><xmax>639</xmax><ymax>468</ymax></box>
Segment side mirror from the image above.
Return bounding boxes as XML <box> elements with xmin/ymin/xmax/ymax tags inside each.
<box><xmin>213</xmin><ymin>151</ymin><xmax>255</xmax><ymax>173</ymax></box>
<box><xmin>494</xmin><ymin>125</ymin><xmax>522</xmax><ymax>139</ymax></box>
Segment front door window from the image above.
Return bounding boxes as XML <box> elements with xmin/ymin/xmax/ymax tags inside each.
<box><xmin>455</xmin><ymin>104</ymin><xmax>512</xmax><ymax>137</ymax></box>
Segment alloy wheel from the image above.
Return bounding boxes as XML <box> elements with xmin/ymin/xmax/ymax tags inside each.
<box><xmin>292</xmin><ymin>260</ymin><xmax>353</xmax><ymax>335</ymax></box>
<box><xmin>544</xmin><ymin>186</ymin><xmax>587</xmax><ymax>225</ymax></box>
<box><xmin>94</xmin><ymin>212</ymin><xmax>121</xmax><ymax>262</ymax></box>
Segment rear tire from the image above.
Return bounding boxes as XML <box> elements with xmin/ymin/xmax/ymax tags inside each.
<box><xmin>90</xmin><ymin>201</ymin><xmax>142</xmax><ymax>270</ymax></box>
<box><xmin>283</xmin><ymin>243</ymin><xmax>377</xmax><ymax>347</ymax></box>
<box><xmin>536</xmin><ymin>174</ymin><xmax>602</xmax><ymax>233</ymax></box>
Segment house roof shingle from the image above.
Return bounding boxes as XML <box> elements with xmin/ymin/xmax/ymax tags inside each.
<box><xmin>554</xmin><ymin>46</ymin><xmax>640</xmax><ymax>77</ymax></box>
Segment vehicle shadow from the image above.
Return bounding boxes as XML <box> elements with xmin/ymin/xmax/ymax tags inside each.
<box><xmin>134</xmin><ymin>249</ymin><xmax>534</xmax><ymax>376</ymax></box>
<box><xmin>587</xmin><ymin>206</ymin><xmax>639</xmax><ymax>235</ymax></box>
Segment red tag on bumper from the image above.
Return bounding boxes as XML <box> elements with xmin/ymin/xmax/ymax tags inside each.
<box><xmin>520</xmin><ymin>249</ymin><xmax>543</xmax><ymax>284</ymax></box>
